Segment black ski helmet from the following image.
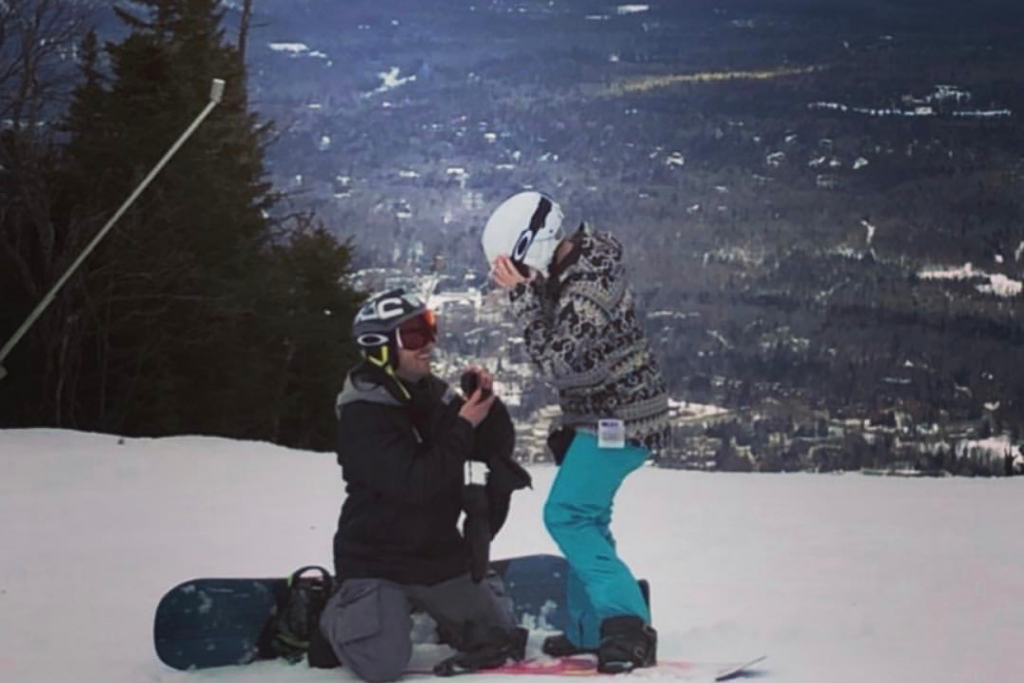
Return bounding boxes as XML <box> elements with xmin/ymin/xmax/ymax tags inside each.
<box><xmin>351</xmin><ymin>288</ymin><xmax>430</xmax><ymax>369</ymax></box>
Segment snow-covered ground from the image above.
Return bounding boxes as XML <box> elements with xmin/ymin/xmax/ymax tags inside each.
<box><xmin>2</xmin><ymin>428</ymin><xmax>1022</xmax><ymax>683</ymax></box>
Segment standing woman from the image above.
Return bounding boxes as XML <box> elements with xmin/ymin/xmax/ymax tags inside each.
<box><xmin>485</xmin><ymin>191</ymin><xmax>670</xmax><ymax>673</ymax></box>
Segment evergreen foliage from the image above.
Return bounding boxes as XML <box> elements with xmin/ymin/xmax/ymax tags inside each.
<box><xmin>0</xmin><ymin>0</ymin><xmax>363</xmax><ymax>451</ymax></box>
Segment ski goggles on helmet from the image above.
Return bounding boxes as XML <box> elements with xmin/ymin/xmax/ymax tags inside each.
<box><xmin>396</xmin><ymin>310</ymin><xmax>437</xmax><ymax>351</ymax></box>
<box><xmin>509</xmin><ymin>196</ymin><xmax>564</xmax><ymax>276</ymax></box>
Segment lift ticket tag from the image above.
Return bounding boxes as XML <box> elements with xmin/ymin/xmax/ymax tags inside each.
<box><xmin>598</xmin><ymin>419</ymin><xmax>626</xmax><ymax>449</ymax></box>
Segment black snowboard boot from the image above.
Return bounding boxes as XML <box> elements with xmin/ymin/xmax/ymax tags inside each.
<box><xmin>596</xmin><ymin>616</ymin><xmax>657</xmax><ymax>674</ymax></box>
<box><xmin>542</xmin><ymin>633</ymin><xmax>595</xmax><ymax>657</ymax></box>
<box><xmin>543</xmin><ymin>578</ymin><xmax>650</xmax><ymax>660</ymax></box>
<box><xmin>434</xmin><ymin>626</ymin><xmax>528</xmax><ymax>676</ymax></box>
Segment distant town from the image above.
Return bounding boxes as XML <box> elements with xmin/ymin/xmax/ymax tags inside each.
<box><xmin>349</xmin><ymin>268</ymin><xmax>1023</xmax><ymax>478</ymax></box>
<box><xmin>239</xmin><ymin>1</ymin><xmax>1024</xmax><ymax>476</ymax></box>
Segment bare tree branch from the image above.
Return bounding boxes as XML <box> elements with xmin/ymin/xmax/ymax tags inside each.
<box><xmin>238</xmin><ymin>0</ymin><xmax>253</xmax><ymax>70</ymax></box>
<box><xmin>0</xmin><ymin>0</ymin><xmax>96</xmax><ymax>128</ymax></box>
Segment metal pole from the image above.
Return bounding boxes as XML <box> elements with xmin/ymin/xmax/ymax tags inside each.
<box><xmin>0</xmin><ymin>79</ymin><xmax>226</xmax><ymax>382</ymax></box>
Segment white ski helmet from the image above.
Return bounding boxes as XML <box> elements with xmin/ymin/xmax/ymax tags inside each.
<box><xmin>482</xmin><ymin>191</ymin><xmax>565</xmax><ymax>274</ymax></box>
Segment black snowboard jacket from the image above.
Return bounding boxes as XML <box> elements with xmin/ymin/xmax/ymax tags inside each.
<box><xmin>332</xmin><ymin>364</ymin><xmax>530</xmax><ymax>585</ymax></box>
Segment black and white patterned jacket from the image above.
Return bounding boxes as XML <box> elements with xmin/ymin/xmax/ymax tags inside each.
<box><xmin>509</xmin><ymin>225</ymin><xmax>670</xmax><ymax>453</ymax></box>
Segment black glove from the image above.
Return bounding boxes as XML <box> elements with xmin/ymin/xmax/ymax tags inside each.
<box><xmin>462</xmin><ymin>476</ymin><xmax>491</xmax><ymax>583</ymax></box>
<box><xmin>547</xmin><ymin>426</ymin><xmax>576</xmax><ymax>466</ymax></box>
<box><xmin>464</xmin><ymin>394</ymin><xmax>531</xmax><ymax>539</ymax></box>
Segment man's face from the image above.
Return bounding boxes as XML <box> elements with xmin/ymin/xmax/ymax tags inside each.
<box><xmin>392</xmin><ymin>311</ymin><xmax>437</xmax><ymax>383</ymax></box>
<box><xmin>395</xmin><ymin>342</ymin><xmax>434</xmax><ymax>382</ymax></box>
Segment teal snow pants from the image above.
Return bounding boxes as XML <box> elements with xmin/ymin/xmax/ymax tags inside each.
<box><xmin>543</xmin><ymin>431</ymin><xmax>651</xmax><ymax>650</ymax></box>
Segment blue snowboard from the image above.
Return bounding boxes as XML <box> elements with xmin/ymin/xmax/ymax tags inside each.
<box><xmin>154</xmin><ymin>553</ymin><xmax>574</xmax><ymax>671</ymax></box>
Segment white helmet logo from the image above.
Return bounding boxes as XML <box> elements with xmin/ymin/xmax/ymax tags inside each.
<box><xmin>354</xmin><ymin>295</ymin><xmax>414</xmax><ymax>324</ymax></box>
<box><xmin>356</xmin><ymin>332</ymin><xmax>391</xmax><ymax>348</ymax></box>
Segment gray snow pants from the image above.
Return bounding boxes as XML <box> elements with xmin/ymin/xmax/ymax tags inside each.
<box><xmin>319</xmin><ymin>571</ymin><xmax>516</xmax><ymax>683</ymax></box>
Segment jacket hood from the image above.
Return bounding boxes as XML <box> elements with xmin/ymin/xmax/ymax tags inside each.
<box><xmin>335</xmin><ymin>366</ymin><xmax>405</xmax><ymax>418</ymax></box>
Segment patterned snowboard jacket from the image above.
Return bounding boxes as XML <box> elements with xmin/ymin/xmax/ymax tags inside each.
<box><xmin>509</xmin><ymin>225</ymin><xmax>670</xmax><ymax>453</ymax></box>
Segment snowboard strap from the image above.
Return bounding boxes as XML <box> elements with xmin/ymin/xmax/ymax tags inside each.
<box><xmin>267</xmin><ymin>565</ymin><xmax>334</xmax><ymax>663</ymax></box>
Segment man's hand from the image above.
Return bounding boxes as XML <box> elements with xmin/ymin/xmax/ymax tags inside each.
<box><xmin>458</xmin><ymin>366</ymin><xmax>496</xmax><ymax>427</ymax></box>
<box><xmin>491</xmin><ymin>255</ymin><xmax>533</xmax><ymax>290</ymax></box>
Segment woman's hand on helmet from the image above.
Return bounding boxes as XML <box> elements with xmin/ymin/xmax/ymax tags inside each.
<box><xmin>491</xmin><ymin>255</ymin><xmax>534</xmax><ymax>290</ymax></box>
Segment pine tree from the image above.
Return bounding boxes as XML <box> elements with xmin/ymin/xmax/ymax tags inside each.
<box><xmin>264</xmin><ymin>222</ymin><xmax>364</xmax><ymax>449</ymax></box>
<box><xmin>45</xmin><ymin>0</ymin><xmax>363</xmax><ymax>446</ymax></box>
<box><xmin>55</xmin><ymin>1</ymin><xmax>259</xmax><ymax>434</ymax></box>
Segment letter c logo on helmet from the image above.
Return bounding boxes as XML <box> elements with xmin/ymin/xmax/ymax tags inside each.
<box><xmin>351</xmin><ymin>288</ymin><xmax>427</xmax><ymax>350</ymax></box>
<box><xmin>354</xmin><ymin>295</ymin><xmax>413</xmax><ymax>326</ymax></box>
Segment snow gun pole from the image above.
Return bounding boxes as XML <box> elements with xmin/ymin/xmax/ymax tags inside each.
<box><xmin>0</xmin><ymin>78</ymin><xmax>226</xmax><ymax>383</ymax></box>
